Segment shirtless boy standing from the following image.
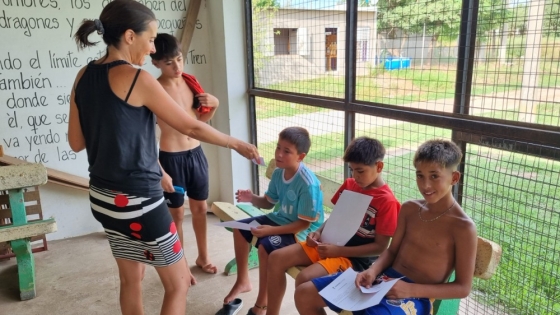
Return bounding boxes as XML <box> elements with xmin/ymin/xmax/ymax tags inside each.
<box><xmin>151</xmin><ymin>33</ymin><xmax>218</xmax><ymax>274</ymax></box>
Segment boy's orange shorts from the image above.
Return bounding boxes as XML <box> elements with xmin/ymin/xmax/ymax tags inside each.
<box><xmin>299</xmin><ymin>241</ymin><xmax>353</xmax><ymax>274</ymax></box>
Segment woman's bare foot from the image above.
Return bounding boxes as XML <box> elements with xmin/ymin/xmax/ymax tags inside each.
<box><xmin>223</xmin><ymin>280</ymin><xmax>252</xmax><ymax>304</ymax></box>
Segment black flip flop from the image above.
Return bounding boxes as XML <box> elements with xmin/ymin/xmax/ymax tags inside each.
<box><xmin>215</xmin><ymin>298</ymin><xmax>243</xmax><ymax>315</ymax></box>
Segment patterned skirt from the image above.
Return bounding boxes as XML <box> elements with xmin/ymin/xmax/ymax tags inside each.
<box><xmin>89</xmin><ymin>185</ymin><xmax>184</xmax><ymax>267</ymax></box>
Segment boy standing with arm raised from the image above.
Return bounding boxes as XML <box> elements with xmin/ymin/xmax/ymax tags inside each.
<box><xmin>217</xmin><ymin>127</ymin><xmax>324</xmax><ymax>315</ymax></box>
<box><xmin>151</xmin><ymin>33</ymin><xmax>219</xmax><ymax>274</ymax></box>
<box><xmin>296</xmin><ymin>139</ymin><xmax>477</xmax><ymax>315</ymax></box>
<box><xmin>266</xmin><ymin>136</ymin><xmax>400</xmax><ymax>315</ymax></box>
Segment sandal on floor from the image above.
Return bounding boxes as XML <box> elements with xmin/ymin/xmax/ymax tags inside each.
<box><xmin>215</xmin><ymin>298</ymin><xmax>243</xmax><ymax>315</ymax></box>
<box><xmin>246</xmin><ymin>304</ymin><xmax>267</xmax><ymax>315</ymax></box>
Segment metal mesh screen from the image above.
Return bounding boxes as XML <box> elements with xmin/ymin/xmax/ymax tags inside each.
<box><xmin>460</xmin><ymin>142</ymin><xmax>560</xmax><ymax>314</ymax></box>
<box><xmin>255</xmin><ymin>97</ymin><xmax>345</xmax><ymax>198</ymax></box>
<box><xmin>248</xmin><ymin>1</ymin><xmax>560</xmax><ymax>314</ymax></box>
<box><xmin>252</xmin><ymin>0</ymin><xmax>346</xmax><ymax>98</ymax></box>
<box><xmin>355</xmin><ymin>0</ymin><xmax>460</xmax><ymax>111</ymax></box>
<box><xmin>470</xmin><ymin>0</ymin><xmax>560</xmax><ymax>127</ymax></box>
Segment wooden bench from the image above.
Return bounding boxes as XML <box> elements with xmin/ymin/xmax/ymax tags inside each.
<box><xmin>211</xmin><ymin>160</ymin><xmax>502</xmax><ymax>314</ymax></box>
<box><xmin>0</xmin><ymin>163</ymin><xmax>57</xmax><ymax>300</ymax></box>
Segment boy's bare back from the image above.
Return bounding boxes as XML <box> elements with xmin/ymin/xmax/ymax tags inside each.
<box><xmin>157</xmin><ymin>78</ymin><xmax>199</xmax><ymax>151</ymax></box>
<box><xmin>391</xmin><ymin>199</ymin><xmax>477</xmax><ymax>285</ymax></box>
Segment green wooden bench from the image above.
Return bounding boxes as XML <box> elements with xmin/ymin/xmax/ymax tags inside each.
<box><xmin>0</xmin><ymin>163</ymin><xmax>57</xmax><ymax>300</ymax></box>
<box><xmin>211</xmin><ymin>159</ymin><xmax>502</xmax><ymax>314</ymax></box>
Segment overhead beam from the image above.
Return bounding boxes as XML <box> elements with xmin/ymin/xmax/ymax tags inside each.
<box><xmin>180</xmin><ymin>0</ymin><xmax>203</xmax><ymax>56</ymax></box>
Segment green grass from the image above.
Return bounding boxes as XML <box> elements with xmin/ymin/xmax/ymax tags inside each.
<box><xmin>257</xmin><ymin>52</ymin><xmax>560</xmax><ymax>121</ymax></box>
<box><xmin>461</xmin><ymin>150</ymin><xmax>560</xmax><ymax>314</ymax></box>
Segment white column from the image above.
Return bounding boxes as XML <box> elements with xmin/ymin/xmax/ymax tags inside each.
<box><xmin>206</xmin><ymin>0</ymin><xmax>254</xmax><ymax>203</ymax></box>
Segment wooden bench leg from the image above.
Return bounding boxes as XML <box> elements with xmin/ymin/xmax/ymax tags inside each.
<box><xmin>10</xmin><ymin>238</ymin><xmax>36</xmax><ymax>300</ymax></box>
<box><xmin>224</xmin><ymin>246</ymin><xmax>260</xmax><ymax>276</ymax></box>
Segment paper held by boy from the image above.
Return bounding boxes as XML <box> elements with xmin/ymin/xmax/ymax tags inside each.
<box><xmin>319</xmin><ymin>268</ymin><xmax>403</xmax><ymax>311</ymax></box>
<box><xmin>214</xmin><ymin>189</ymin><xmax>371</xmax><ymax>237</ymax></box>
<box><xmin>215</xmin><ymin>220</ymin><xmax>261</xmax><ymax>231</ymax></box>
<box><xmin>320</xmin><ymin>190</ymin><xmax>373</xmax><ymax>245</ymax></box>
<box><xmin>252</xmin><ymin>157</ymin><xmax>266</xmax><ymax>166</ymax></box>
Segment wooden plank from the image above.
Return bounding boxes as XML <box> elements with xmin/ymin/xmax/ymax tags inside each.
<box><xmin>211</xmin><ymin>202</ymin><xmax>251</xmax><ymax>222</ymax></box>
<box><xmin>0</xmin><ymin>164</ymin><xmax>47</xmax><ymax>190</ymax></box>
<box><xmin>0</xmin><ymin>145</ymin><xmax>3</xmax><ymax>157</ymax></box>
<box><xmin>0</xmin><ymin>219</ymin><xmax>57</xmax><ymax>242</ymax></box>
<box><xmin>317</xmin><ymin>176</ymin><xmax>339</xmax><ymax>208</ymax></box>
<box><xmin>0</xmin><ymin>190</ymin><xmax>39</xmax><ymax>205</ymax></box>
<box><xmin>47</xmin><ymin>168</ymin><xmax>89</xmax><ymax>190</ymax></box>
<box><xmin>474</xmin><ymin>237</ymin><xmax>502</xmax><ymax>279</ymax></box>
<box><xmin>236</xmin><ymin>204</ymin><xmax>267</xmax><ymax>217</ymax></box>
<box><xmin>0</xmin><ymin>155</ymin><xmax>89</xmax><ymax>190</ymax></box>
<box><xmin>179</xmin><ymin>0</ymin><xmax>202</xmax><ymax>57</ymax></box>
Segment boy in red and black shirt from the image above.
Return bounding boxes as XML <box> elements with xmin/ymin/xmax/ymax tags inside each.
<box><xmin>264</xmin><ymin>137</ymin><xmax>400</xmax><ymax>315</ymax></box>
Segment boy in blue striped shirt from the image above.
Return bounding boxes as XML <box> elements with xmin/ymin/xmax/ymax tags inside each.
<box><xmin>217</xmin><ymin>127</ymin><xmax>324</xmax><ymax>315</ymax></box>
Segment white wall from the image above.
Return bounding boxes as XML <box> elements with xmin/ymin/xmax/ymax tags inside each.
<box><xmin>40</xmin><ymin>183</ymin><xmax>102</xmax><ymax>240</ymax></box>
<box><xmin>207</xmin><ymin>0</ymin><xmax>254</xmax><ymax>203</ymax></box>
<box><xmin>1</xmin><ymin>0</ymin><xmax>253</xmax><ymax>240</ymax></box>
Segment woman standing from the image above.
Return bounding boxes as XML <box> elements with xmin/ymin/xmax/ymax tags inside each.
<box><xmin>68</xmin><ymin>1</ymin><xmax>259</xmax><ymax>314</ymax></box>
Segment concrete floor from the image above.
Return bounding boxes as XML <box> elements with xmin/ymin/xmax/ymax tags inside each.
<box><xmin>0</xmin><ymin>212</ymin><xmax>493</xmax><ymax>315</ymax></box>
<box><xmin>0</xmin><ymin>213</ymin><xmax>331</xmax><ymax>315</ymax></box>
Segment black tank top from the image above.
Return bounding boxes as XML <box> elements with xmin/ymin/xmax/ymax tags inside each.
<box><xmin>75</xmin><ymin>60</ymin><xmax>162</xmax><ymax>197</ymax></box>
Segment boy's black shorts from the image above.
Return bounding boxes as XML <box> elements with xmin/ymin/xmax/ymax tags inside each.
<box><xmin>237</xmin><ymin>215</ymin><xmax>297</xmax><ymax>254</ymax></box>
<box><xmin>159</xmin><ymin>146</ymin><xmax>209</xmax><ymax>207</ymax></box>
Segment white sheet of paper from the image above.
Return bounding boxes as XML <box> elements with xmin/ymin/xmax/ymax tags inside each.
<box><xmin>252</xmin><ymin>157</ymin><xmax>266</xmax><ymax>166</ymax></box>
<box><xmin>320</xmin><ymin>190</ymin><xmax>373</xmax><ymax>245</ymax></box>
<box><xmin>318</xmin><ymin>268</ymin><xmax>401</xmax><ymax>311</ymax></box>
<box><xmin>215</xmin><ymin>220</ymin><xmax>261</xmax><ymax>231</ymax></box>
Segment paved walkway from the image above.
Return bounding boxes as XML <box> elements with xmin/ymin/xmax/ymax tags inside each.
<box><xmin>256</xmin><ymin>88</ymin><xmax>559</xmax><ymax>143</ymax></box>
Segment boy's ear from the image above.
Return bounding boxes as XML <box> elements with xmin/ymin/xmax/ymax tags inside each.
<box><xmin>451</xmin><ymin>171</ymin><xmax>461</xmax><ymax>185</ymax></box>
<box><xmin>376</xmin><ymin>161</ymin><xmax>384</xmax><ymax>172</ymax></box>
<box><xmin>297</xmin><ymin>152</ymin><xmax>307</xmax><ymax>162</ymax></box>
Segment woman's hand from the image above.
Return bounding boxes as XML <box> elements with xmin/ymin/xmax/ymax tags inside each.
<box><xmin>230</xmin><ymin>138</ymin><xmax>260</xmax><ymax>161</ymax></box>
<box><xmin>161</xmin><ymin>171</ymin><xmax>175</xmax><ymax>193</ymax></box>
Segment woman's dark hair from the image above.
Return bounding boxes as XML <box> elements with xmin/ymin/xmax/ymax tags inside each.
<box><xmin>74</xmin><ymin>0</ymin><xmax>156</xmax><ymax>50</ymax></box>
<box><xmin>151</xmin><ymin>33</ymin><xmax>181</xmax><ymax>61</ymax></box>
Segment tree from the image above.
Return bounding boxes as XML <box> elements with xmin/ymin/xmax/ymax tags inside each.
<box><xmin>543</xmin><ymin>0</ymin><xmax>560</xmax><ymax>37</ymax></box>
<box><xmin>376</xmin><ymin>0</ymin><xmax>510</xmax><ymax>61</ymax></box>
